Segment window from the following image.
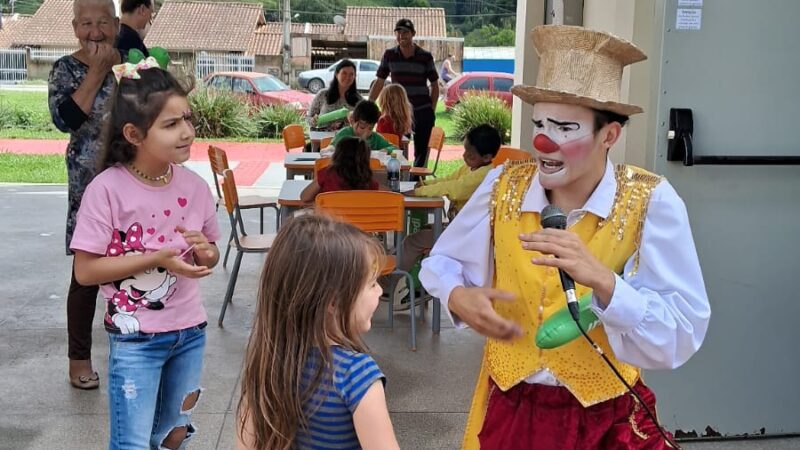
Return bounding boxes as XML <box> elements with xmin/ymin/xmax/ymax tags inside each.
<box><xmin>232</xmin><ymin>78</ymin><xmax>254</xmax><ymax>94</ymax></box>
<box><xmin>252</xmin><ymin>76</ymin><xmax>289</xmax><ymax>92</ymax></box>
<box><xmin>360</xmin><ymin>61</ymin><xmax>378</xmax><ymax>72</ymax></box>
<box><xmin>209</xmin><ymin>76</ymin><xmax>231</xmax><ymax>90</ymax></box>
<box><xmin>460</xmin><ymin>77</ymin><xmax>489</xmax><ymax>91</ymax></box>
<box><xmin>493</xmin><ymin>78</ymin><xmax>513</xmax><ymax>92</ymax></box>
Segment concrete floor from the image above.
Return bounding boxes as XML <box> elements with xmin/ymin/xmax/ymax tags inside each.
<box><xmin>1</xmin><ymin>184</ymin><xmax>797</xmax><ymax>449</ymax></box>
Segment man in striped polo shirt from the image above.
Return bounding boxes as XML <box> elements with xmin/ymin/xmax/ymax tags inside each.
<box><xmin>369</xmin><ymin>18</ymin><xmax>439</xmax><ymax>171</ymax></box>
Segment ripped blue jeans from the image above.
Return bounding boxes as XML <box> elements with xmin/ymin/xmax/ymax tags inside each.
<box><xmin>107</xmin><ymin>323</ymin><xmax>206</xmax><ymax>450</ymax></box>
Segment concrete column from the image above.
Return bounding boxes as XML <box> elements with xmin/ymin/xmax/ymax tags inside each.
<box><xmin>510</xmin><ymin>0</ymin><xmax>546</xmax><ymax>150</ymax></box>
<box><xmin>583</xmin><ymin>0</ymin><xmax>662</xmax><ymax>169</ymax></box>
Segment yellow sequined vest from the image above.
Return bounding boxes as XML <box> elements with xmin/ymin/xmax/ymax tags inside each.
<box><xmin>487</xmin><ymin>161</ymin><xmax>662</xmax><ymax>407</ymax></box>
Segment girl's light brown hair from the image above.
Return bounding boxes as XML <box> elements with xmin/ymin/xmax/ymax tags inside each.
<box><xmin>238</xmin><ymin>214</ymin><xmax>385</xmax><ymax>450</ymax></box>
<box><xmin>377</xmin><ymin>84</ymin><xmax>413</xmax><ymax>136</ymax></box>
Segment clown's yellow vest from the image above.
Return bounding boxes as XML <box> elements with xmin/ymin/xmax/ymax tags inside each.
<box><xmin>461</xmin><ymin>161</ymin><xmax>662</xmax><ymax>449</ymax></box>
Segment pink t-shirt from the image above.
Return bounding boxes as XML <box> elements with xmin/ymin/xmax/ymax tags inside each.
<box><xmin>70</xmin><ymin>164</ymin><xmax>222</xmax><ymax>334</ymax></box>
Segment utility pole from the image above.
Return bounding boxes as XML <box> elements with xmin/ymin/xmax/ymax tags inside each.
<box><xmin>282</xmin><ymin>0</ymin><xmax>292</xmax><ymax>85</ymax></box>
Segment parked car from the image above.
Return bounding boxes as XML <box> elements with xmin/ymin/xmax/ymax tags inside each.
<box><xmin>443</xmin><ymin>72</ymin><xmax>514</xmax><ymax>111</ymax></box>
<box><xmin>298</xmin><ymin>59</ymin><xmax>384</xmax><ymax>93</ymax></box>
<box><xmin>204</xmin><ymin>72</ymin><xmax>314</xmax><ymax>111</ymax></box>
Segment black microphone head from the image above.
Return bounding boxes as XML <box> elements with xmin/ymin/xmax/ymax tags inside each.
<box><xmin>540</xmin><ymin>205</ymin><xmax>567</xmax><ymax>229</ymax></box>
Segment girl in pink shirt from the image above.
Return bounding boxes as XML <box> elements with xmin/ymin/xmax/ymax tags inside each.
<box><xmin>70</xmin><ymin>63</ymin><xmax>220</xmax><ymax>449</ymax></box>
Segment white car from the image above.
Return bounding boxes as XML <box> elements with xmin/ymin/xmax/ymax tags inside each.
<box><xmin>298</xmin><ymin>59</ymin><xmax>384</xmax><ymax>93</ymax></box>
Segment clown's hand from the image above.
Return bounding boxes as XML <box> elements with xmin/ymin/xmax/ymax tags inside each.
<box><xmin>112</xmin><ymin>313</ymin><xmax>140</xmax><ymax>334</ymax></box>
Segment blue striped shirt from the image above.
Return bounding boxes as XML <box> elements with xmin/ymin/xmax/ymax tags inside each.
<box><xmin>296</xmin><ymin>346</ymin><xmax>386</xmax><ymax>450</ymax></box>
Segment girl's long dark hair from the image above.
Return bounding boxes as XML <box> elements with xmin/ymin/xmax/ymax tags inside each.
<box><xmin>326</xmin><ymin>59</ymin><xmax>362</xmax><ymax>107</ymax></box>
<box><xmin>98</xmin><ymin>68</ymin><xmax>192</xmax><ymax>172</ymax></box>
<box><xmin>238</xmin><ymin>214</ymin><xmax>385</xmax><ymax>450</ymax></box>
<box><xmin>332</xmin><ymin>136</ymin><xmax>373</xmax><ymax>190</ymax></box>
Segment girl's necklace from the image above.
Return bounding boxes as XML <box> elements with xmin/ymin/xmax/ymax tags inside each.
<box><xmin>129</xmin><ymin>163</ymin><xmax>172</xmax><ymax>184</ymax></box>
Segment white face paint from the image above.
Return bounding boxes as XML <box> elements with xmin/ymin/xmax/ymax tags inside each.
<box><xmin>531</xmin><ymin>102</ymin><xmax>606</xmax><ymax>190</ymax></box>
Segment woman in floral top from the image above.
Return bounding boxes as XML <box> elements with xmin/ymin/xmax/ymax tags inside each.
<box><xmin>48</xmin><ymin>0</ymin><xmax>122</xmax><ymax>391</ymax></box>
<box><xmin>306</xmin><ymin>59</ymin><xmax>363</xmax><ymax>132</ymax></box>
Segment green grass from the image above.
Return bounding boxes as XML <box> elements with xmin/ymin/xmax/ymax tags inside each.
<box><xmin>1</xmin><ymin>90</ymin><xmax>49</xmax><ymax>106</ymax></box>
<box><xmin>0</xmin><ymin>153</ymin><xmax>67</xmax><ymax>183</ymax></box>
<box><xmin>435</xmin><ymin>102</ymin><xmax>458</xmax><ymax>144</ymax></box>
<box><xmin>0</xmin><ymin>129</ymin><xmax>69</xmax><ymax>139</ymax></box>
<box><xmin>429</xmin><ymin>159</ymin><xmax>464</xmax><ymax>179</ymax></box>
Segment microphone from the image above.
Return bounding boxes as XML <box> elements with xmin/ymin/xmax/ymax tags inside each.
<box><xmin>540</xmin><ymin>205</ymin><xmax>580</xmax><ymax>322</ymax></box>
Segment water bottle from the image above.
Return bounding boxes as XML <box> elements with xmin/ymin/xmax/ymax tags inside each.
<box><xmin>387</xmin><ymin>152</ymin><xmax>401</xmax><ymax>192</ymax></box>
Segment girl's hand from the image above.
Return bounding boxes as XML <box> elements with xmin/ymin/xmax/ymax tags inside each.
<box><xmin>176</xmin><ymin>225</ymin><xmax>215</xmax><ymax>259</ymax></box>
<box><xmin>519</xmin><ymin>229</ymin><xmax>616</xmax><ymax>305</ymax></box>
<box><xmin>176</xmin><ymin>225</ymin><xmax>220</xmax><ymax>269</ymax></box>
<box><xmin>154</xmin><ymin>247</ymin><xmax>213</xmax><ymax>279</ymax></box>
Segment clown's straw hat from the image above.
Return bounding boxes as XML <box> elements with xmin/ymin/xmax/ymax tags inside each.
<box><xmin>511</xmin><ymin>25</ymin><xmax>647</xmax><ymax>116</ymax></box>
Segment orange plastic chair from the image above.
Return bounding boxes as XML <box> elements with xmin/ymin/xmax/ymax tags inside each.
<box><xmin>208</xmin><ymin>145</ymin><xmax>278</xmax><ymax>267</ymax></box>
<box><xmin>409</xmin><ymin>126</ymin><xmax>445</xmax><ymax>179</ymax></box>
<box><xmin>315</xmin><ymin>191</ymin><xmax>420</xmax><ymax>350</ymax></box>
<box><xmin>282</xmin><ymin>124</ymin><xmax>306</xmax><ymax>152</ymax></box>
<box><xmin>492</xmin><ymin>146</ymin><xmax>531</xmax><ymax>167</ymax></box>
<box><xmin>314</xmin><ymin>157</ymin><xmax>332</xmax><ymax>177</ymax></box>
<box><xmin>380</xmin><ymin>132</ymin><xmax>401</xmax><ymax>148</ymax></box>
<box><xmin>319</xmin><ymin>136</ymin><xmax>333</xmax><ymax>149</ymax></box>
<box><xmin>218</xmin><ymin>169</ymin><xmax>276</xmax><ymax>326</ymax></box>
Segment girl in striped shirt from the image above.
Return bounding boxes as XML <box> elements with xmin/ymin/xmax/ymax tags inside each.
<box><xmin>237</xmin><ymin>215</ymin><xmax>400</xmax><ymax>450</ymax></box>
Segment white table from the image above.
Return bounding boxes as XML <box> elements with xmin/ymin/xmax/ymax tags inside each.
<box><xmin>284</xmin><ymin>152</ymin><xmax>413</xmax><ymax>180</ymax></box>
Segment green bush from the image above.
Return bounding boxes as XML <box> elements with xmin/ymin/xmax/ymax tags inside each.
<box><xmin>188</xmin><ymin>88</ymin><xmax>255</xmax><ymax>138</ymax></box>
<box><xmin>0</xmin><ymin>102</ymin><xmax>13</xmax><ymax>128</ymax></box>
<box><xmin>253</xmin><ymin>103</ymin><xmax>306</xmax><ymax>138</ymax></box>
<box><xmin>451</xmin><ymin>93</ymin><xmax>512</xmax><ymax>144</ymax></box>
<box><xmin>0</xmin><ymin>100</ymin><xmax>56</xmax><ymax>132</ymax></box>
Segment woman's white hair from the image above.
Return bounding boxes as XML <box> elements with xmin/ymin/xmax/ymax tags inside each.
<box><xmin>73</xmin><ymin>0</ymin><xmax>117</xmax><ymax>18</ymax></box>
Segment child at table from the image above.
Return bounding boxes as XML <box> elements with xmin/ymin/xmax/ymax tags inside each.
<box><xmin>326</xmin><ymin>100</ymin><xmax>397</xmax><ymax>153</ymax></box>
<box><xmin>237</xmin><ymin>214</ymin><xmax>400</xmax><ymax>450</ymax></box>
<box><xmin>385</xmin><ymin>124</ymin><xmax>502</xmax><ymax>310</ymax></box>
<box><xmin>376</xmin><ymin>84</ymin><xmax>413</xmax><ymax>139</ymax></box>
<box><xmin>300</xmin><ymin>136</ymin><xmax>380</xmax><ymax>202</ymax></box>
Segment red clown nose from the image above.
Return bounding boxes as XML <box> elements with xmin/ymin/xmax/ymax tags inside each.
<box><xmin>533</xmin><ymin>134</ymin><xmax>560</xmax><ymax>153</ymax></box>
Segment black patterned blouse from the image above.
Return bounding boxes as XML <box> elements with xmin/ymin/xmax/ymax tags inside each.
<box><xmin>48</xmin><ymin>55</ymin><xmax>117</xmax><ymax>255</ymax></box>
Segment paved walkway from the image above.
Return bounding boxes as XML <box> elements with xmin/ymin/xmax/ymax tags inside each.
<box><xmin>0</xmin><ymin>138</ymin><xmax>466</xmax><ymax>187</ymax></box>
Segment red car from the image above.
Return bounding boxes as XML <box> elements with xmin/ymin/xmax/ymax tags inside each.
<box><xmin>443</xmin><ymin>72</ymin><xmax>514</xmax><ymax>111</ymax></box>
<box><xmin>205</xmin><ymin>72</ymin><xmax>314</xmax><ymax>111</ymax></box>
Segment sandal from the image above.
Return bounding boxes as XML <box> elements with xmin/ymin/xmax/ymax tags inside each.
<box><xmin>69</xmin><ymin>372</ymin><xmax>100</xmax><ymax>390</ymax></box>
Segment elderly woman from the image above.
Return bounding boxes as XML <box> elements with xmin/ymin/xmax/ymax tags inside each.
<box><xmin>306</xmin><ymin>59</ymin><xmax>363</xmax><ymax>132</ymax></box>
<box><xmin>48</xmin><ymin>0</ymin><xmax>121</xmax><ymax>390</ymax></box>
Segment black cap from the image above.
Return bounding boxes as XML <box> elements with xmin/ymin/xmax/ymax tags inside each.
<box><xmin>394</xmin><ymin>18</ymin><xmax>415</xmax><ymax>33</ymax></box>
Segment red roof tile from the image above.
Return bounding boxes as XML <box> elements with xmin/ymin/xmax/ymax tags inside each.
<box><xmin>11</xmin><ymin>0</ymin><xmax>78</xmax><ymax>48</ymax></box>
<box><xmin>144</xmin><ymin>1</ymin><xmax>265</xmax><ymax>52</ymax></box>
<box><xmin>344</xmin><ymin>7</ymin><xmax>446</xmax><ymax>38</ymax></box>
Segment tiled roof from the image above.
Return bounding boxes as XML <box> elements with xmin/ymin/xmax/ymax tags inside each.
<box><xmin>247</xmin><ymin>31</ymin><xmax>281</xmax><ymax>56</ymax></box>
<box><xmin>144</xmin><ymin>1</ymin><xmax>265</xmax><ymax>52</ymax></box>
<box><xmin>11</xmin><ymin>0</ymin><xmax>78</xmax><ymax>48</ymax></box>
<box><xmin>0</xmin><ymin>15</ymin><xmax>31</xmax><ymax>48</ymax></box>
<box><xmin>344</xmin><ymin>7</ymin><xmax>446</xmax><ymax>38</ymax></box>
<box><xmin>259</xmin><ymin>22</ymin><xmax>342</xmax><ymax>36</ymax></box>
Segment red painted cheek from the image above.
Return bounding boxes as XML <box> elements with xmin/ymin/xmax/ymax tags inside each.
<box><xmin>559</xmin><ymin>135</ymin><xmax>594</xmax><ymax>161</ymax></box>
<box><xmin>533</xmin><ymin>134</ymin><xmax>560</xmax><ymax>153</ymax></box>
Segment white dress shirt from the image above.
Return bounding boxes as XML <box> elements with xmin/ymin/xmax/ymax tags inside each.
<box><xmin>420</xmin><ymin>160</ymin><xmax>711</xmax><ymax>385</ymax></box>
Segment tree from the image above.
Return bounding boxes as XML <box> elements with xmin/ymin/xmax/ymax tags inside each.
<box><xmin>464</xmin><ymin>24</ymin><xmax>515</xmax><ymax>47</ymax></box>
<box><xmin>394</xmin><ymin>0</ymin><xmax>431</xmax><ymax>6</ymax></box>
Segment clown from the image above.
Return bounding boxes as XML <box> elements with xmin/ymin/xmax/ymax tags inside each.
<box><xmin>420</xmin><ymin>25</ymin><xmax>711</xmax><ymax>449</ymax></box>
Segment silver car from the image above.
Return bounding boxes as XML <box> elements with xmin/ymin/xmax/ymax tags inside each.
<box><xmin>298</xmin><ymin>59</ymin><xmax>383</xmax><ymax>93</ymax></box>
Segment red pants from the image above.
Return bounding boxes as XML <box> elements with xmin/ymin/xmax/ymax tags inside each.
<box><xmin>478</xmin><ymin>380</ymin><xmax>674</xmax><ymax>449</ymax></box>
